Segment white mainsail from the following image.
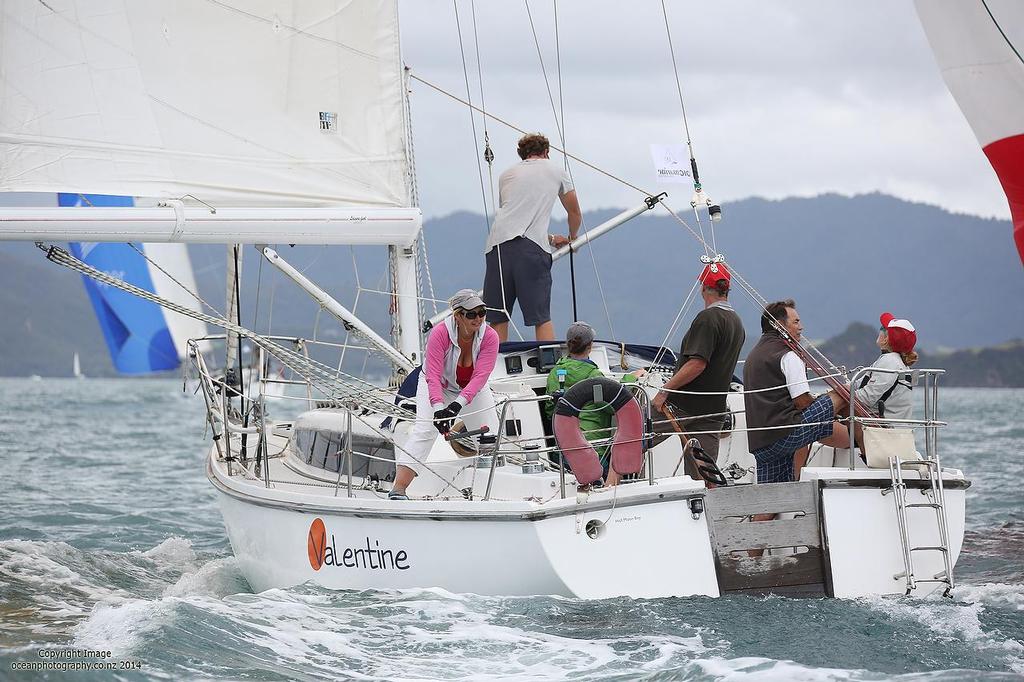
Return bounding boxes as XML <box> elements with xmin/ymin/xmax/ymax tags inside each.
<box><xmin>1</xmin><ymin>0</ymin><xmax>422</xmax><ymax>359</ymax></box>
<box><xmin>0</xmin><ymin>0</ymin><xmax>412</xmax><ymax>209</ymax></box>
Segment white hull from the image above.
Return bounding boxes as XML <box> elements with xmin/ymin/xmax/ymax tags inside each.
<box><xmin>208</xmin><ymin>433</ymin><xmax>968</xmax><ymax>599</ymax></box>
<box><xmin>807</xmin><ymin>468</ymin><xmax>967</xmax><ymax>598</ymax></box>
<box><xmin>209</xmin><ymin>452</ymin><xmax>720</xmax><ymax>599</ymax></box>
<box><xmin>203</xmin><ymin>342</ymin><xmax>968</xmax><ymax>600</ymax></box>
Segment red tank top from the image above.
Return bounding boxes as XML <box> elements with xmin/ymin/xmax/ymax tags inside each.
<box><xmin>456</xmin><ymin>363</ymin><xmax>474</xmax><ymax>389</ymax></box>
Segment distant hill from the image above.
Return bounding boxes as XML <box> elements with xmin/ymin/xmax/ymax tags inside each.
<box><xmin>0</xmin><ymin>193</ymin><xmax>1021</xmax><ymax>379</ymax></box>
<box><xmin>418</xmin><ymin>193</ymin><xmax>1023</xmax><ymax>352</ymax></box>
<box><xmin>0</xmin><ymin>250</ymin><xmax>113</xmax><ymax>377</ymax></box>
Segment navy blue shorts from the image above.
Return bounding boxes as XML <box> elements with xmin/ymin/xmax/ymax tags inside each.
<box><xmin>483</xmin><ymin>237</ymin><xmax>552</xmax><ymax>326</ymax></box>
<box><xmin>752</xmin><ymin>394</ymin><xmax>835</xmax><ymax>483</ymax></box>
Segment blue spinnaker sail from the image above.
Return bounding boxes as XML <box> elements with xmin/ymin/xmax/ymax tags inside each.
<box><xmin>61</xmin><ymin>193</ymin><xmax>180</xmax><ymax>374</ymax></box>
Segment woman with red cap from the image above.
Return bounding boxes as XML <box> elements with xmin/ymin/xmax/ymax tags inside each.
<box><xmin>853</xmin><ymin>312</ymin><xmax>919</xmax><ymax>421</ymax></box>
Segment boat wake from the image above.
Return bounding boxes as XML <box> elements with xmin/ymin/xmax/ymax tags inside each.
<box><xmin>2</xmin><ymin>532</ymin><xmax>1023</xmax><ymax>679</ymax></box>
<box><xmin>860</xmin><ymin>588</ymin><xmax>1024</xmax><ymax>675</ymax></box>
<box><xmin>0</xmin><ymin>536</ymin><xmax>245</xmax><ymax>652</ymax></box>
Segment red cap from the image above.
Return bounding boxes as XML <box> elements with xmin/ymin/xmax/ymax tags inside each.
<box><xmin>880</xmin><ymin>312</ymin><xmax>917</xmax><ymax>354</ymax></box>
<box><xmin>699</xmin><ymin>262</ymin><xmax>731</xmax><ymax>288</ymax></box>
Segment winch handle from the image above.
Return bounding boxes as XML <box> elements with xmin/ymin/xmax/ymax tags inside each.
<box><xmin>445</xmin><ymin>425</ymin><xmax>490</xmax><ymax>442</ymax></box>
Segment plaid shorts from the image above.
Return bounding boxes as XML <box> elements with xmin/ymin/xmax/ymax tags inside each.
<box><xmin>752</xmin><ymin>393</ymin><xmax>835</xmax><ymax>483</ymax></box>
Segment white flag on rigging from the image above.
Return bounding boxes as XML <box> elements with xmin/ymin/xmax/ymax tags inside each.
<box><xmin>649</xmin><ymin>144</ymin><xmax>692</xmax><ymax>184</ymax></box>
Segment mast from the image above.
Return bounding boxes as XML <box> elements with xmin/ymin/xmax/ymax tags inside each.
<box><xmin>225</xmin><ymin>245</ymin><xmax>242</xmax><ymax>389</ymax></box>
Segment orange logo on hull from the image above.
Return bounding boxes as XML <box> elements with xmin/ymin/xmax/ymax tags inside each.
<box><xmin>307</xmin><ymin>517</ymin><xmax>327</xmax><ymax>570</ymax></box>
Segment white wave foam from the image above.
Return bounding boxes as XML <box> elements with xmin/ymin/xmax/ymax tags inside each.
<box><xmin>688</xmin><ymin>656</ymin><xmax>1009</xmax><ymax>681</ymax></box>
<box><xmin>0</xmin><ymin>536</ymin><xmax>242</xmax><ymax>647</ymax></box>
<box><xmin>163</xmin><ymin>557</ymin><xmax>244</xmax><ymax>598</ymax></box>
<box><xmin>139</xmin><ymin>536</ymin><xmax>196</xmax><ymax>568</ymax></box>
<box><xmin>73</xmin><ymin>599</ymin><xmax>167</xmax><ymax>655</ymax></box>
<box><xmin>694</xmin><ymin>656</ymin><xmax>863</xmax><ymax>680</ymax></box>
<box><xmin>953</xmin><ymin>582</ymin><xmax>1024</xmax><ymax>611</ymax></box>
<box><xmin>170</xmin><ymin>589</ymin><xmax>719</xmax><ymax>681</ymax></box>
<box><xmin>862</xmin><ymin>593</ymin><xmax>1024</xmax><ymax>674</ymax></box>
<box><xmin>0</xmin><ymin>540</ymin><xmax>129</xmax><ymax>621</ymax></box>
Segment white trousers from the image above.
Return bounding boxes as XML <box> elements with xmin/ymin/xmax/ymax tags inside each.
<box><xmin>395</xmin><ymin>373</ymin><xmax>498</xmax><ymax>473</ymax></box>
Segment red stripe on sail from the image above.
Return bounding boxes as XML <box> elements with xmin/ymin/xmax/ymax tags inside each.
<box><xmin>982</xmin><ymin>134</ymin><xmax>1024</xmax><ymax>267</ymax></box>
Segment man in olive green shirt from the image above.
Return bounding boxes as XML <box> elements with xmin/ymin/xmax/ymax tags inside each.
<box><xmin>652</xmin><ymin>262</ymin><xmax>745</xmax><ymax>478</ymax></box>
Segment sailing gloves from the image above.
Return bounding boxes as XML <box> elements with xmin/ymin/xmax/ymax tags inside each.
<box><xmin>432</xmin><ymin>401</ymin><xmax>463</xmax><ymax>434</ymax></box>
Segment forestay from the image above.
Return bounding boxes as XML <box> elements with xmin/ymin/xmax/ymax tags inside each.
<box><xmin>0</xmin><ymin>0</ymin><xmax>411</xmax><ymax>208</ymax></box>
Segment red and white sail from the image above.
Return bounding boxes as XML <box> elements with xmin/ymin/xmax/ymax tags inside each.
<box><xmin>915</xmin><ymin>0</ymin><xmax>1024</xmax><ymax>265</ymax></box>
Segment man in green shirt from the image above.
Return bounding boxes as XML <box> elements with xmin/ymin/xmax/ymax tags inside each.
<box><xmin>651</xmin><ymin>262</ymin><xmax>745</xmax><ymax>480</ymax></box>
<box><xmin>545</xmin><ymin>322</ymin><xmax>645</xmax><ymax>475</ymax></box>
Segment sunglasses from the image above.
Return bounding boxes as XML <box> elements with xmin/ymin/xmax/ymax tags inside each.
<box><xmin>460</xmin><ymin>308</ymin><xmax>486</xmax><ymax>320</ymax></box>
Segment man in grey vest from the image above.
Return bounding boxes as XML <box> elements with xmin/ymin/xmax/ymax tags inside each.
<box><xmin>482</xmin><ymin>133</ymin><xmax>582</xmax><ymax>343</ymax></box>
<box><xmin>652</xmin><ymin>261</ymin><xmax>745</xmax><ymax>481</ymax></box>
<box><xmin>743</xmin><ymin>299</ymin><xmax>850</xmax><ymax>483</ymax></box>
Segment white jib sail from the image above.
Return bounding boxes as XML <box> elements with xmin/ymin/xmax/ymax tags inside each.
<box><xmin>0</xmin><ymin>0</ymin><xmax>411</xmax><ymax>209</ymax></box>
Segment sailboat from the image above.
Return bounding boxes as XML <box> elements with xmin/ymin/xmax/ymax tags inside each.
<box><xmin>72</xmin><ymin>352</ymin><xmax>83</xmax><ymax>380</ymax></box>
<box><xmin>63</xmin><ymin>192</ymin><xmax>210</xmax><ymax>375</ymax></box>
<box><xmin>0</xmin><ymin>1</ymin><xmax>973</xmax><ymax>599</ymax></box>
<box><xmin>60</xmin><ymin>192</ymin><xmax>290</xmax><ymax>398</ymax></box>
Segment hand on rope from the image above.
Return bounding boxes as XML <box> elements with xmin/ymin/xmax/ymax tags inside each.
<box><xmin>432</xmin><ymin>401</ymin><xmax>463</xmax><ymax>435</ymax></box>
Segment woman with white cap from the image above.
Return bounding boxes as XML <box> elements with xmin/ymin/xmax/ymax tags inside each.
<box><xmin>854</xmin><ymin>312</ymin><xmax>919</xmax><ymax>421</ymax></box>
<box><xmin>390</xmin><ymin>289</ymin><xmax>500</xmax><ymax>500</ymax></box>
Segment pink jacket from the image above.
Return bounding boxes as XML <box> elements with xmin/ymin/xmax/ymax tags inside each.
<box><xmin>424</xmin><ymin>317</ymin><xmax>499</xmax><ymax>408</ymax></box>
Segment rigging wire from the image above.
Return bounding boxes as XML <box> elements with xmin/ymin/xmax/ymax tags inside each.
<box><xmin>660</xmin><ymin>0</ymin><xmax>694</xmax><ymax>153</ymax></box>
<box><xmin>658</xmin><ymin>201</ymin><xmax>842</xmax><ymax>377</ymax></box>
<box><xmin>455</xmin><ymin>0</ymin><xmax>518</xmax><ymax>338</ymax></box>
<box><xmin>125</xmin><ymin>242</ymin><xmax>223</xmax><ymax>319</ymax></box>
<box><xmin>454</xmin><ymin>0</ymin><xmax>495</xmax><ymax>229</ymax></box>
<box><xmin>245</xmin><ymin>249</ymin><xmax>266</xmax><ymax>402</ymax></box>
<box><xmin>638</xmin><ymin>277</ymin><xmax>702</xmax><ymax>388</ymax></box>
<box><xmin>400</xmin><ymin>64</ymin><xmax>431</xmax><ymax>329</ymax></box>
<box><xmin>470</xmin><ymin>0</ymin><xmax>499</xmax><ymax>214</ymax></box>
<box><xmin>337</xmin><ymin>246</ymin><xmax>361</xmax><ymax>371</ymax></box>
<box><xmin>409</xmin><ymin>73</ymin><xmax>650</xmax><ymax>195</ymax></box>
<box><xmin>553</xmin><ymin>1</ymin><xmax>578</xmax><ymax>322</ymax></box>
<box><xmin>660</xmin><ymin>1</ymin><xmax>712</xmax><ymax>257</ymax></box>
<box><xmin>524</xmin><ymin>0</ymin><xmax>616</xmax><ymax>337</ymax></box>
<box><xmin>46</xmin><ymin>242</ymin><xmax>411</xmax><ymax>416</ymax></box>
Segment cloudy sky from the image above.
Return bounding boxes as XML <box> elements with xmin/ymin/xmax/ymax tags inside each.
<box><xmin>397</xmin><ymin>0</ymin><xmax>1010</xmax><ymax>222</ymax></box>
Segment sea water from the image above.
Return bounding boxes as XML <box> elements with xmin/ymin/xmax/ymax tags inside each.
<box><xmin>0</xmin><ymin>379</ymin><xmax>1021</xmax><ymax>681</ymax></box>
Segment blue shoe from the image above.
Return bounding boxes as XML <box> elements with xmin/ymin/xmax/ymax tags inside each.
<box><xmin>388</xmin><ymin>491</ymin><xmax>409</xmax><ymax>500</ymax></box>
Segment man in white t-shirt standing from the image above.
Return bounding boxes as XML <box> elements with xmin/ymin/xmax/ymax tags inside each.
<box><xmin>483</xmin><ymin>133</ymin><xmax>582</xmax><ymax>342</ymax></box>
<box><xmin>742</xmin><ymin>299</ymin><xmax>851</xmax><ymax>483</ymax></box>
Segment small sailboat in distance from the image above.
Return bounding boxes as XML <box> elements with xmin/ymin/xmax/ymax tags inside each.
<box><xmin>72</xmin><ymin>352</ymin><xmax>83</xmax><ymax>380</ymax></box>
